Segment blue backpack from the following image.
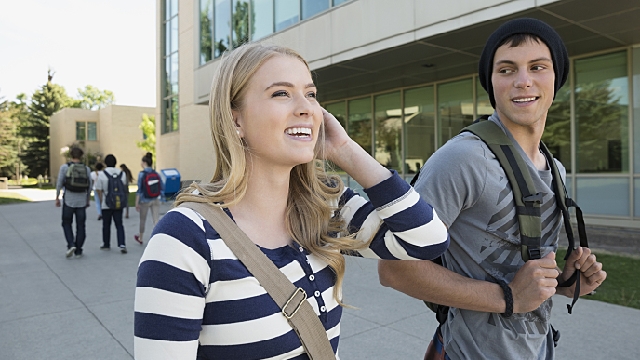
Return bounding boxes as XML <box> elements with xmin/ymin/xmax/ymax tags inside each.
<box><xmin>105</xmin><ymin>170</ymin><xmax>127</xmax><ymax>210</ymax></box>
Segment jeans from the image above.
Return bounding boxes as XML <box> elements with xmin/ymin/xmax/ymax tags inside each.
<box><xmin>62</xmin><ymin>204</ymin><xmax>86</xmax><ymax>255</ymax></box>
<box><xmin>93</xmin><ymin>191</ymin><xmax>102</xmax><ymax>216</ymax></box>
<box><xmin>102</xmin><ymin>208</ymin><xmax>125</xmax><ymax>248</ymax></box>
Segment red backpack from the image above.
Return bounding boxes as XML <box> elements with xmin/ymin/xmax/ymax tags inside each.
<box><xmin>142</xmin><ymin>171</ymin><xmax>162</xmax><ymax>198</ymax></box>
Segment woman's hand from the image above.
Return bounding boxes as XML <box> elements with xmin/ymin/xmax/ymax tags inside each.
<box><xmin>321</xmin><ymin>108</ymin><xmax>351</xmax><ymax>163</ymax></box>
<box><xmin>320</xmin><ymin>108</ymin><xmax>391</xmax><ymax>188</ymax></box>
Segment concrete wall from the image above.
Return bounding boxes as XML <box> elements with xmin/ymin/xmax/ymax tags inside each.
<box><xmin>49</xmin><ymin>108</ymin><xmax>100</xmax><ymax>180</ymax></box>
<box><xmin>49</xmin><ymin>105</ymin><xmax>154</xmax><ymax>181</ymax></box>
<box><xmin>100</xmin><ymin>105</ymin><xmax>155</xmax><ymax>180</ymax></box>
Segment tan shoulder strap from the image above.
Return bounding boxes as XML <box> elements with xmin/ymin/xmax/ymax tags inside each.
<box><xmin>180</xmin><ymin>202</ymin><xmax>336</xmax><ymax>360</ymax></box>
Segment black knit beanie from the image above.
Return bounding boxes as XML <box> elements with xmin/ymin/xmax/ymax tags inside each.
<box><xmin>478</xmin><ymin>18</ymin><xmax>569</xmax><ymax>109</ymax></box>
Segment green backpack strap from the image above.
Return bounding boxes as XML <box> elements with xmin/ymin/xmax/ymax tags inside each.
<box><xmin>462</xmin><ymin>120</ymin><xmax>543</xmax><ymax>261</ymax></box>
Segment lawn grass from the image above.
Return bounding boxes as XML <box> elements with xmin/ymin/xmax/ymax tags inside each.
<box><xmin>0</xmin><ymin>192</ymin><xmax>31</xmax><ymax>205</ymax></box>
<box><xmin>556</xmin><ymin>248</ymin><xmax>640</xmax><ymax>310</ymax></box>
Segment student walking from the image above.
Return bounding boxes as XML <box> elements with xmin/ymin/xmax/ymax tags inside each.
<box><xmin>379</xmin><ymin>18</ymin><xmax>607</xmax><ymax>360</ymax></box>
<box><xmin>55</xmin><ymin>147</ymin><xmax>92</xmax><ymax>258</ymax></box>
<box><xmin>91</xmin><ymin>162</ymin><xmax>104</xmax><ymax>220</ymax></box>
<box><xmin>96</xmin><ymin>154</ymin><xmax>128</xmax><ymax>254</ymax></box>
<box><xmin>133</xmin><ymin>152</ymin><xmax>161</xmax><ymax>245</ymax></box>
<box><xmin>119</xmin><ymin>163</ymin><xmax>134</xmax><ymax>219</ymax></box>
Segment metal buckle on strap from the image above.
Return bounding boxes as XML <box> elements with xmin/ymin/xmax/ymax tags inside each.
<box><xmin>282</xmin><ymin>287</ymin><xmax>307</xmax><ymax>319</ymax></box>
<box><xmin>523</xmin><ymin>192</ymin><xmax>543</xmax><ymax>204</ymax></box>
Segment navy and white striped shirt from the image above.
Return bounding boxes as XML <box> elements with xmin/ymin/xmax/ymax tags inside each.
<box><xmin>134</xmin><ymin>172</ymin><xmax>448</xmax><ymax>359</ymax></box>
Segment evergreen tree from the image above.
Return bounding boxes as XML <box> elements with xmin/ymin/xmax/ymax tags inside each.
<box><xmin>0</xmin><ymin>97</ymin><xmax>21</xmax><ymax>177</ymax></box>
<box><xmin>20</xmin><ymin>70</ymin><xmax>75</xmax><ymax>177</ymax></box>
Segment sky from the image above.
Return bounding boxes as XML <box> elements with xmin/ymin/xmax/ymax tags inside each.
<box><xmin>0</xmin><ymin>0</ymin><xmax>156</xmax><ymax>107</ymax></box>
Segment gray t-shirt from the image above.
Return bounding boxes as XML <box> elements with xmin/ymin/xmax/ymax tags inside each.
<box><xmin>414</xmin><ymin>114</ymin><xmax>566</xmax><ymax>360</ymax></box>
<box><xmin>56</xmin><ymin>162</ymin><xmax>92</xmax><ymax>208</ymax></box>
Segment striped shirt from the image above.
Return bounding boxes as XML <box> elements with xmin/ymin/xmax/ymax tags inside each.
<box><xmin>134</xmin><ymin>171</ymin><xmax>449</xmax><ymax>359</ymax></box>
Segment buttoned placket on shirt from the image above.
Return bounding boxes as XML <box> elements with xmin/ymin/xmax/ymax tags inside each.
<box><xmin>293</xmin><ymin>243</ymin><xmax>328</xmax><ymax>322</ymax></box>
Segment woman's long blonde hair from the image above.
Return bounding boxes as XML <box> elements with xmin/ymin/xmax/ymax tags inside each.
<box><xmin>176</xmin><ymin>43</ymin><xmax>368</xmax><ymax>303</ymax></box>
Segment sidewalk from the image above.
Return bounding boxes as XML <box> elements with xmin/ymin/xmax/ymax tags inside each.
<box><xmin>1</xmin><ymin>199</ymin><xmax>639</xmax><ymax>359</ymax></box>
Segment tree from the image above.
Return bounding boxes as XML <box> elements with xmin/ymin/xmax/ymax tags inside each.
<box><xmin>20</xmin><ymin>70</ymin><xmax>75</xmax><ymax>177</ymax></box>
<box><xmin>137</xmin><ymin>113</ymin><xmax>156</xmax><ymax>164</ymax></box>
<box><xmin>0</xmin><ymin>97</ymin><xmax>21</xmax><ymax>177</ymax></box>
<box><xmin>77</xmin><ymin>85</ymin><xmax>115</xmax><ymax>110</ymax></box>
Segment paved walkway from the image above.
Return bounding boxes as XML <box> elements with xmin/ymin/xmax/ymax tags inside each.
<box><xmin>1</xmin><ymin>192</ymin><xmax>639</xmax><ymax>359</ymax></box>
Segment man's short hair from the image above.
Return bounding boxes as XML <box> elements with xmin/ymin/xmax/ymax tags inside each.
<box><xmin>69</xmin><ymin>147</ymin><xmax>84</xmax><ymax>160</ymax></box>
<box><xmin>104</xmin><ymin>154</ymin><xmax>117</xmax><ymax>167</ymax></box>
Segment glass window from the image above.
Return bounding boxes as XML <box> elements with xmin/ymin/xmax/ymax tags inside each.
<box><xmin>164</xmin><ymin>99</ymin><xmax>171</xmax><ymax>132</ymax></box>
<box><xmin>633</xmin><ymin>47</ymin><xmax>640</xmax><ymax>174</ymax></box>
<box><xmin>232</xmin><ymin>0</ymin><xmax>249</xmax><ymax>48</ymax></box>
<box><xmin>171</xmin><ymin>96</ymin><xmax>179</xmax><ymax>132</ymax></box>
<box><xmin>87</xmin><ymin>122</ymin><xmax>97</xmax><ymax>141</ymax></box>
<box><xmin>543</xmin><ymin>85</ymin><xmax>571</xmax><ymax>171</ymax></box>
<box><xmin>275</xmin><ymin>0</ymin><xmax>299</xmax><ymax>32</ymax></box>
<box><xmin>404</xmin><ymin>86</ymin><xmax>435</xmax><ymax>174</ymax></box>
<box><xmin>251</xmin><ymin>0</ymin><xmax>274</xmax><ymax>41</ymax></box>
<box><xmin>302</xmin><ymin>0</ymin><xmax>329</xmax><ymax>20</ymax></box>
<box><xmin>576</xmin><ymin>177</ymin><xmax>629</xmax><ymax>216</ymax></box>
<box><xmin>165</xmin><ymin>0</ymin><xmax>173</xmax><ymax>20</ymax></box>
<box><xmin>164</xmin><ymin>57</ymin><xmax>172</xmax><ymax>97</ymax></box>
<box><xmin>165</xmin><ymin>18</ymin><xmax>172</xmax><ymax>55</ymax></box>
<box><xmin>348</xmin><ymin>97</ymin><xmax>372</xmax><ymax>155</ymax></box>
<box><xmin>438</xmin><ymin>78</ymin><xmax>474</xmax><ymax>146</ymax></box>
<box><xmin>214</xmin><ymin>0</ymin><xmax>231</xmax><ymax>58</ymax></box>
<box><xmin>575</xmin><ymin>51</ymin><xmax>629</xmax><ymax>173</ymax></box>
<box><xmin>333</xmin><ymin>0</ymin><xmax>349</xmax><ymax>5</ymax></box>
<box><xmin>76</xmin><ymin>122</ymin><xmax>86</xmax><ymax>141</ymax></box>
<box><xmin>200</xmin><ymin>0</ymin><xmax>214</xmax><ymax>64</ymax></box>
<box><xmin>374</xmin><ymin>92</ymin><xmax>402</xmax><ymax>171</ymax></box>
<box><xmin>170</xmin><ymin>0</ymin><xmax>178</xmax><ymax>18</ymax></box>
<box><xmin>171</xmin><ymin>53</ymin><xmax>179</xmax><ymax>95</ymax></box>
<box><xmin>326</xmin><ymin>101</ymin><xmax>346</xmax><ymax>128</ymax></box>
<box><xmin>325</xmin><ymin>102</ymin><xmax>346</xmax><ymax>172</ymax></box>
<box><xmin>170</xmin><ymin>17</ymin><xmax>179</xmax><ymax>54</ymax></box>
<box><xmin>475</xmin><ymin>77</ymin><xmax>492</xmax><ymax>117</ymax></box>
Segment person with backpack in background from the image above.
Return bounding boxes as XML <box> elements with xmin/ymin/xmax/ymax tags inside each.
<box><xmin>119</xmin><ymin>163</ymin><xmax>134</xmax><ymax>219</ymax></box>
<box><xmin>378</xmin><ymin>18</ymin><xmax>607</xmax><ymax>359</ymax></box>
<box><xmin>95</xmin><ymin>154</ymin><xmax>128</xmax><ymax>254</ymax></box>
<box><xmin>91</xmin><ymin>162</ymin><xmax>104</xmax><ymax>220</ymax></box>
<box><xmin>55</xmin><ymin>147</ymin><xmax>92</xmax><ymax>258</ymax></box>
<box><xmin>133</xmin><ymin>152</ymin><xmax>162</xmax><ymax>245</ymax></box>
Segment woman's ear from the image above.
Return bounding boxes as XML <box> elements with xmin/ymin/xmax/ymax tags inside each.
<box><xmin>232</xmin><ymin>110</ymin><xmax>244</xmax><ymax>138</ymax></box>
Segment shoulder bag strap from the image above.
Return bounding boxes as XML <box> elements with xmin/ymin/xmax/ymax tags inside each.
<box><xmin>179</xmin><ymin>202</ymin><xmax>336</xmax><ymax>360</ymax></box>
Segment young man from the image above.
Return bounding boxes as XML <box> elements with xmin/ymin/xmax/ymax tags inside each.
<box><xmin>95</xmin><ymin>154</ymin><xmax>128</xmax><ymax>253</ymax></box>
<box><xmin>378</xmin><ymin>18</ymin><xmax>607</xmax><ymax>359</ymax></box>
<box><xmin>55</xmin><ymin>147</ymin><xmax>92</xmax><ymax>258</ymax></box>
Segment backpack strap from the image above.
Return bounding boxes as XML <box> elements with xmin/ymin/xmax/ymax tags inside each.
<box><xmin>462</xmin><ymin>120</ymin><xmax>543</xmax><ymax>261</ymax></box>
<box><xmin>539</xmin><ymin>142</ymin><xmax>589</xmax><ymax>314</ymax></box>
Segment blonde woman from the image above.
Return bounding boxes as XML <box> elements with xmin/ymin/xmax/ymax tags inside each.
<box><xmin>134</xmin><ymin>43</ymin><xmax>449</xmax><ymax>359</ymax></box>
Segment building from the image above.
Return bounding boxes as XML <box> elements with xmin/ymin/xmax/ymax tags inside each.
<box><xmin>49</xmin><ymin>105</ymin><xmax>155</xmax><ymax>180</ymax></box>
<box><xmin>155</xmin><ymin>0</ymin><xmax>640</xmax><ymax>229</ymax></box>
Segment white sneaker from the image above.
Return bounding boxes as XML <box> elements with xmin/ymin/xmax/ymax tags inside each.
<box><xmin>66</xmin><ymin>247</ymin><xmax>76</xmax><ymax>258</ymax></box>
